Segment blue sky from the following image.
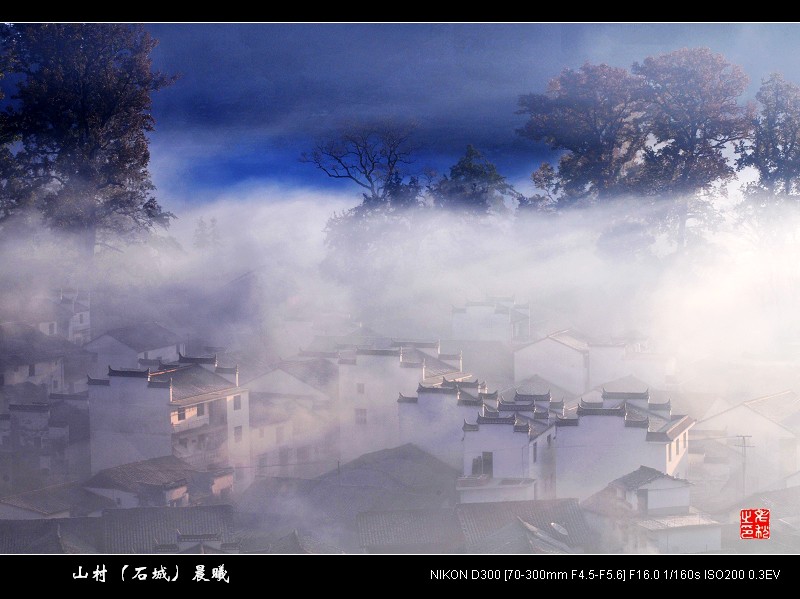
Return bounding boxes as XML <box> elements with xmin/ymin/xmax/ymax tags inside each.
<box><xmin>143</xmin><ymin>23</ymin><xmax>800</xmax><ymax>207</ymax></box>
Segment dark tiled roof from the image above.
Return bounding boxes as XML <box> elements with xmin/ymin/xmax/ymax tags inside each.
<box><xmin>645</xmin><ymin>415</ymin><xmax>695</xmax><ymax>441</ymax></box>
<box><xmin>467</xmin><ymin>517</ymin><xmax>577</xmax><ymax>554</ymax></box>
<box><xmin>268</xmin><ymin>529</ymin><xmax>345</xmax><ymax>554</ymax></box>
<box><xmin>276</xmin><ymin>358</ymin><xmax>338</xmax><ymax>397</ymax></box>
<box><xmin>99</xmin><ymin>322</ymin><xmax>181</xmax><ymax>353</ymax></box>
<box><xmin>0</xmin><ymin>519</ymin><xmax>66</xmax><ymax>553</ymax></box>
<box><xmin>0</xmin><ymin>482</ymin><xmax>115</xmax><ymax>516</ymax></box>
<box><xmin>611</xmin><ymin>465</ymin><xmax>687</xmax><ymax>491</ymax></box>
<box><xmin>357</xmin><ymin>509</ymin><xmax>463</xmax><ymax>550</ymax></box>
<box><xmin>102</xmin><ymin>504</ymin><xmax>237</xmax><ymax>553</ymax></box>
<box><xmin>417</xmin><ymin>383</ymin><xmax>458</xmax><ymax>395</ymax></box>
<box><xmin>397</xmin><ymin>393</ymin><xmax>418</xmax><ymax>404</ymax></box>
<box><xmin>150</xmin><ymin>364</ymin><xmax>239</xmax><ymax>401</ymax></box>
<box><xmin>235</xmin><ymin>444</ymin><xmax>459</xmax><ymax>536</ymax></box>
<box><xmin>178</xmin><ymin>352</ymin><xmax>216</xmax><ymax>365</ymax></box>
<box><xmin>455</xmin><ymin>499</ymin><xmax>595</xmax><ymax>548</ymax></box>
<box><xmin>108</xmin><ymin>366</ymin><xmax>150</xmax><ymax>378</ymax></box>
<box><xmin>85</xmin><ymin>455</ymin><xmax>197</xmax><ymax>494</ymax></box>
<box><xmin>599</xmin><ymin>374</ymin><xmax>650</xmax><ymax>396</ymax></box>
<box><xmin>504</xmin><ymin>375</ymin><xmax>578</xmax><ymax>404</ymax></box>
<box><xmin>0</xmin><ymin>322</ymin><xmax>70</xmax><ymax>366</ymax></box>
<box><xmin>0</xmin><ymin>516</ymin><xmax>102</xmax><ymax>554</ymax></box>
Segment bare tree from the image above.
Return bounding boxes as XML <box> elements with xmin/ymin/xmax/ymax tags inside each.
<box><xmin>301</xmin><ymin>122</ymin><xmax>417</xmax><ymax>206</ymax></box>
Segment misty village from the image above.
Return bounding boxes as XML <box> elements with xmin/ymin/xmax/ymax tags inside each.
<box><xmin>1</xmin><ymin>22</ymin><xmax>799</xmax><ymax>557</ymax></box>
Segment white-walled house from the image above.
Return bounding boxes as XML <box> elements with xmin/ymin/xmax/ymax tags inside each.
<box><xmin>0</xmin><ymin>322</ymin><xmax>67</xmax><ymax>393</ymax></box>
<box><xmin>85</xmin><ymin>322</ymin><xmax>185</xmax><ymax>375</ymax></box>
<box><xmin>87</xmin><ymin>353</ymin><xmax>253</xmax><ymax>491</ymax></box>
<box><xmin>582</xmin><ymin>466</ymin><xmax>722</xmax><ymax>553</ymax></box>
<box><xmin>460</xmin><ymin>390</ymin><xmax>561</xmax><ymax>504</ymax></box>
<box><xmin>246</xmin><ymin>357</ymin><xmax>339</xmax><ymax>478</ymax></box>
<box><xmin>246</xmin><ymin>358</ymin><xmax>336</xmax><ymax>406</ymax></box>
<box><xmin>513</xmin><ymin>329</ymin><xmax>677</xmax><ymax>394</ymax></box>
<box><xmin>555</xmin><ymin>386</ymin><xmax>695</xmax><ymax>500</ymax></box>
<box><xmin>10</xmin><ymin>291</ymin><xmax>92</xmax><ymax>347</ymax></box>
<box><xmin>397</xmin><ymin>377</ymin><xmax>491</xmax><ymax>469</ymax></box>
<box><xmin>337</xmin><ymin>341</ymin><xmax>463</xmax><ymax>462</ymax></box>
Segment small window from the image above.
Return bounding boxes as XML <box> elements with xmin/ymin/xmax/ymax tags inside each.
<box><xmin>52</xmin><ymin>379</ymin><xmax>58</xmax><ymax>391</ymax></box>
<box><xmin>79</xmin><ymin>313</ymin><xmax>84</xmax><ymax>324</ymax></box>
<box><xmin>196</xmin><ymin>403</ymin><xmax>205</xmax><ymax>417</ymax></box>
<box><xmin>356</xmin><ymin>383</ymin><xmax>365</xmax><ymax>394</ymax></box>
<box><xmin>198</xmin><ymin>434</ymin><xmax>207</xmax><ymax>448</ymax></box>
<box><xmin>533</xmin><ymin>442</ymin><xmax>538</xmax><ymax>463</ymax></box>
<box><xmin>233</xmin><ymin>395</ymin><xmax>242</xmax><ymax>410</ymax></box>
<box><xmin>683</xmin><ymin>432</ymin><xmax>687</xmax><ymax>447</ymax></box>
<box><xmin>178</xmin><ymin>438</ymin><xmax>188</xmax><ymax>448</ymax></box>
<box><xmin>668</xmin><ymin>442</ymin><xmax>672</xmax><ymax>461</ymax></box>
<box><xmin>177</xmin><ymin>408</ymin><xmax>186</xmax><ymax>421</ymax></box>
<box><xmin>48</xmin><ymin>323</ymin><xmax>55</xmax><ymax>335</ymax></box>
<box><xmin>547</xmin><ymin>434</ymin><xmax>552</xmax><ymax>447</ymax></box>
<box><xmin>676</xmin><ymin>438</ymin><xmax>681</xmax><ymax>453</ymax></box>
<box><xmin>276</xmin><ymin>426</ymin><xmax>285</xmax><ymax>444</ymax></box>
<box><xmin>143</xmin><ymin>351</ymin><xmax>149</xmax><ymax>359</ymax></box>
<box><xmin>355</xmin><ymin>408</ymin><xmax>367</xmax><ymax>425</ymax></box>
<box><xmin>28</xmin><ymin>364</ymin><xmax>35</xmax><ymax>377</ymax></box>
<box><xmin>234</xmin><ymin>426</ymin><xmax>243</xmax><ymax>443</ymax></box>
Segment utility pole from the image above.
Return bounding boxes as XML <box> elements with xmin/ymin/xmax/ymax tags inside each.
<box><xmin>736</xmin><ymin>435</ymin><xmax>753</xmax><ymax>498</ymax></box>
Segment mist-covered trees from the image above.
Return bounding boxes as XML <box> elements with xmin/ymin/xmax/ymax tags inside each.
<box><xmin>518</xmin><ymin>47</ymin><xmax>755</xmax><ymax>250</ymax></box>
<box><xmin>305</xmin><ymin>122</ymin><xmax>518</xmax><ymax>284</ymax></box>
<box><xmin>517</xmin><ymin>63</ymin><xmax>646</xmax><ymax>205</ymax></box>
<box><xmin>430</xmin><ymin>145</ymin><xmax>520</xmax><ymax>215</ymax></box>
<box><xmin>0</xmin><ymin>23</ymin><xmax>175</xmax><ymax>256</ymax></box>
<box><xmin>737</xmin><ymin>74</ymin><xmax>800</xmax><ymax>200</ymax></box>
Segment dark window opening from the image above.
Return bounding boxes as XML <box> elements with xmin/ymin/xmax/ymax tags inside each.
<box><xmin>481</xmin><ymin>452</ymin><xmax>494</xmax><ymax>477</ymax></box>
<box><xmin>28</xmin><ymin>364</ymin><xmax>35</xmax><ymax>377</ymax></box>
<box><xmin>355</xmin><ymin>408</ymin><xmax>367</xmax><ymax>425</ymax></box>
<box><xmin>233</xmin><ymin>395</ymin><xmax>242</xmax><ymax>410</ymax></box>
<box><xmin>196</xmin><ymin>403</ymin><xmax>205</xmax><ymax>416</ymax></box>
